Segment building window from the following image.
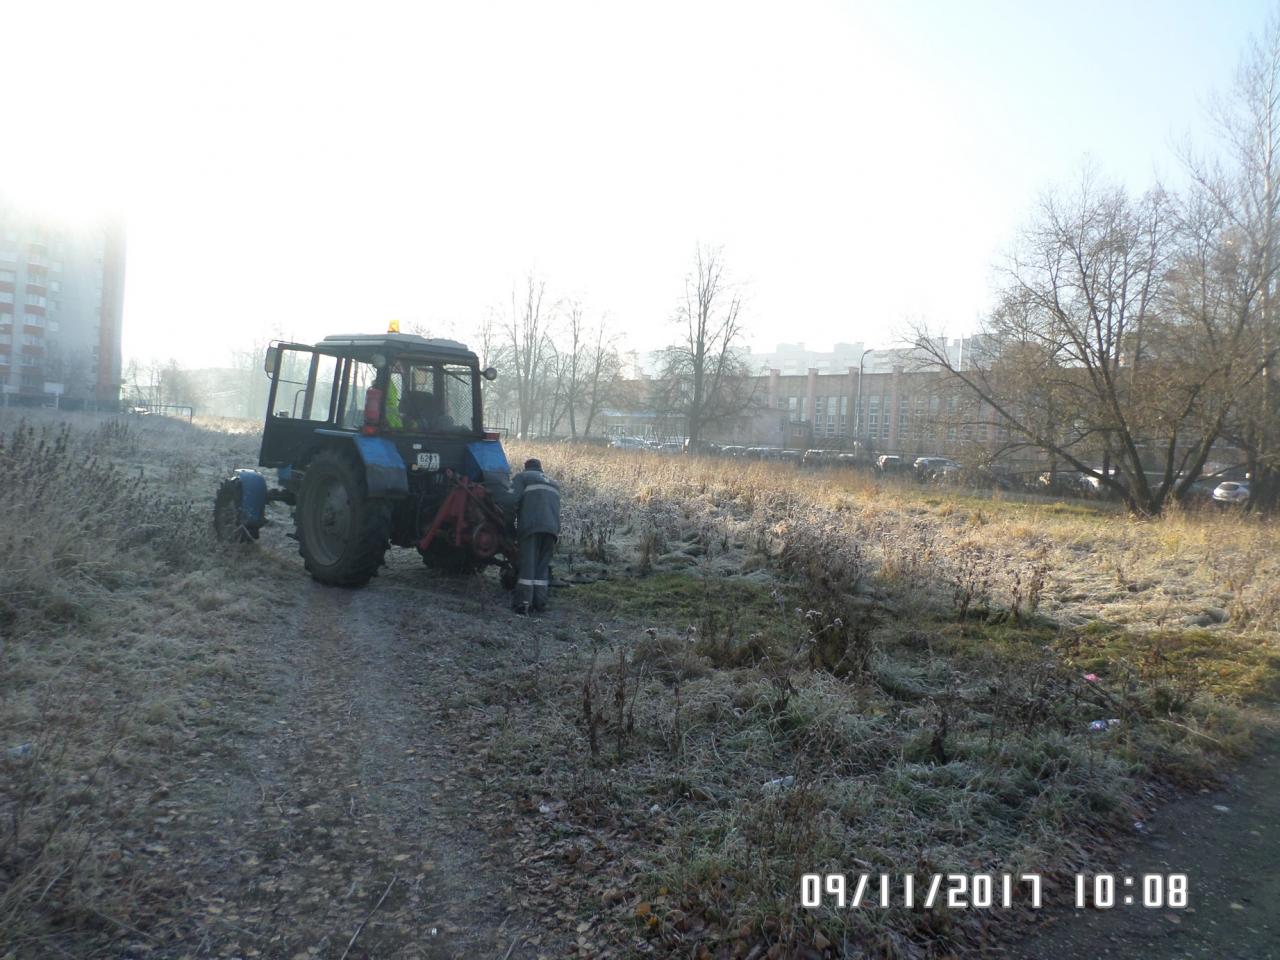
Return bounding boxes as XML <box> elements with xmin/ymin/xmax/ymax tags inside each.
<box><xmin>839</xmin><ymin>396</ymin><xmax>847</xmax><ymax>416</ymax></box>
<box><xmin>0</xmin><ymin>292</ymin><xmax>13</xmax><ymax>303</ymax></box>
<box><xmin>25</xmin><ymin>294</ymin><xmax>46</xmax><ymax>307</ymax></box>
<box><xmin>0</xmin><ymin>270</ymin><xmax>14</xmax><ymax>283</ymax></box>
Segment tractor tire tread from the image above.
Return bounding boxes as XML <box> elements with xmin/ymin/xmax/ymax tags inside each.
<box><xmin>295</xmin><ymin>448</ymin><xmax>392</xmax><ymax>587</ymax></box>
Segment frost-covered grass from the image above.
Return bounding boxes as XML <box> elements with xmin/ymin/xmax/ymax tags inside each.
<box><xmin>487</xmin><ymin>442</ymin><xmax>1280</xmax><ymax>956</ymax></box>
<box><xmin>0</xmin><ymin>411</ymin><xmax>284</xmax><ymax>950</ymax></box>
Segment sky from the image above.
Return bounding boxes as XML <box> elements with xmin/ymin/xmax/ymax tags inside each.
<box><xmin>1</xmin><ymin>0</ymin><xmax>1272</xmax><ymax>368</ymax></box>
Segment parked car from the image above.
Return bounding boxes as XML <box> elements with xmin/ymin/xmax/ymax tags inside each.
<box><xmin>913</xmin><ymin>456</ymin><xmax>960</xmax><ymax>480</ymax></box>
<box><xmin>658</xmin><ymin>441</ymin><xmax>684</xmax><ymax>454</ymax></box>
<box><xmin>1212</xmin><ymin>480</ymin><xmax>1250</xmax><ymax>505</ymax></box>
<box><xmin>802</xmin><ymin>449</ymin><xmax>841</xmax><ymax>468</ymax></box>
<box><xmin>1038</xmin><ymin>470</ymin><xmax>1084</xmax><ymax>495</ymax></box>
<box><xmin>609</xmin><ymin>435</ymin><xmax>649</xmax><ymax>450</ymax></box>
<box><xmin>720</xmin><ymin>445</ymin><xmax>746</xmax><ymax>458</ymax></box>
<box><xmin>875</xmin><ymin>455</ymin><xmax>905</xmax><ymax>474</ymax></box>
<box><xmin>931</xmin><ymin>460</ymin><xmax>963</xmax><ymax>482</ymax></box>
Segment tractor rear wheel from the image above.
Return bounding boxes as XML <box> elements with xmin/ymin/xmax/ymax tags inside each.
<box><xmin>295</xmin><ymin>449</ymin><xmax>391</xmax><ymax>587</ymax></box>
<box><xmin>213</xmin><ymin>477</ymin><xmax>260</xmax><ymax>543</ymax></box>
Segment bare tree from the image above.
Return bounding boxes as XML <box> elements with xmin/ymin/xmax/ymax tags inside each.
<box><xmin>581</xmin><ymin>315</ymin><xmax>624</xmax><ymax>437</ymax></box>
<box><xmin>504</xmin><ymin>274</ymin><xmax>552</xmax><ymax>438</ymax></box>
<box><xmin>560</xmin><ymin>301</ymin><xmax>587</xmax><ymax>437</ymax></box>
<box><xmin>1183</xmin><ymin>11</ymin><xmax>1280</xmax><ymax>510</ymax></box>
<box><xmin>657</xmin><ymin>245</ymin><xmax>753</xmax><ymax>445</ymax></box>
<box><xmin>915</xmin><ymin>170</ymin><xmax>1236</xmax><ymax>516</ymax></box>
<box><xmin>228</xmin><ymin>338</ymin><xmax>275</xmax><ymax>419</ymax></box>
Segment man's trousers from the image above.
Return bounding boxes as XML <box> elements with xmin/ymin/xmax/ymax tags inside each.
<box><xmin>514</xmin><ymin>532</ymin><xmax>556</xmax><ymax>611</ymax></box>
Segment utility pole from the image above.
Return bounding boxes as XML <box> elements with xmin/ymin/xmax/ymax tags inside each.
<box><xmin>854</xmin><ymin>348</ymin><xmax>875</xmax><ymax>451</ymax></box>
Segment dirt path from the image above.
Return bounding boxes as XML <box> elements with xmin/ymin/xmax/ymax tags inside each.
<box><xmin>1010</xmin><ymin>733</ymin><xmax>1280</xmax><ymax>960</ymax></box>
<box><xmin>150</xmin><ymin>532</ymin><xmax>573</xmax><ymax>959</ymax></box>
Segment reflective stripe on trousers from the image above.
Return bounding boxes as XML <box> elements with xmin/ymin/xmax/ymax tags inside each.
<box><xmin>514</xmin><ymin>533</ymin><xmax>556</xmax><ymax>611</ymax></box>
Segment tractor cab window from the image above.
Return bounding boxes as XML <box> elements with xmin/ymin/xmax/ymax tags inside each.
<box><xmin>384</xmin><ymin>359</ymin><xmax>476</xmax><ymax>433</ymax></box>
<box><xmin>337</xmin><ymin>361</ymin><xmax>379</xmax><ymax>429</ymax></box>
<box><xmin>440</xmin><ymin>364</ymin><xmax>476</xmax><ymax>432</ymax></box>
<box><xmin>272</xmin><ymin>347</ymin><xmax>340</xmax><ymax>422</ymax></box>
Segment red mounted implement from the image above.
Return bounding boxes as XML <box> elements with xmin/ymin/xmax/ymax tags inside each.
<box><xmin>417</xmin><ymin>470</ymin><xmax>518</xmax><ymax>583</ymax></box>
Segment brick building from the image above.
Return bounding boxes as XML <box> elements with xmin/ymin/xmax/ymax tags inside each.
<box><xmin>604</xmin><ymin>341</ymin><xmax>1002</xmax><ymax>456</ymax></box>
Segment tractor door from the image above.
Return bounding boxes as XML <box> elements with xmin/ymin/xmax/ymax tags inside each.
<box><xmin>258</xmin><ymin>346</ymin><xmax>342</xmax><ymax>467</ymax></box>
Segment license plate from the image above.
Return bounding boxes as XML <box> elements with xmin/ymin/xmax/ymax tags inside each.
<box><xmin>416</xmin><ymin>452</ymin><xmax>440</xmax><ymax>470</ymax></box>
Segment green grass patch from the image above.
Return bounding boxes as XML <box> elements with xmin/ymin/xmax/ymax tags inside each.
<box><xmin>575</xmin><ymin>571</ymin><xmax>779</xmax><ymax>634</ymax></box>
<box><xmin>1069</xmin><ymin>625</ymin><xmax>1280</xmax><ymax>703</ymax></box>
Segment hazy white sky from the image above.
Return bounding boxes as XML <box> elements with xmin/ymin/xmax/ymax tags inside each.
<box><xmin>2</xmin><ymin>0</ymin><xmax>1271</xmax><ymax>368</ymax></box>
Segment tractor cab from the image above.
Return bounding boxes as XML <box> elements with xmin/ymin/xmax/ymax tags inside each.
<box><xmin>258</xmin><ymin>333</ymin><xmax>498</xmax><ymax>467</ymax></box>
<box><xmin>214</xmin><ymin>331</ymin><xmax>516</xmax><ymax>589</ymax></box>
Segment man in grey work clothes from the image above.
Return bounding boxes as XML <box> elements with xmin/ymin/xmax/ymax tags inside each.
<box><xmin>509</xmin><ymin>458</ymin><xmax>561</xmax><ymax>615</ymax></box>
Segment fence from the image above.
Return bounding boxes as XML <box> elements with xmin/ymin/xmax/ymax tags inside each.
<box><xmin>126</xmin><ymin>403</ymin><xmax>195</xmax><ymax>422</ymax></box>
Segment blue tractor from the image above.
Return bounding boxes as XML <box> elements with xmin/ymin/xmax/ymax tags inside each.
<box><xmin>213</xmin><ymin>331</ymin><xmax>518</xmax><ymax>588</ymax></box>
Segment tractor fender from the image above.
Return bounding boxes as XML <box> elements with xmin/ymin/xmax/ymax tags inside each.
<box><xmin>313</xmin><ymin>431</ymin><xmax>409</xmax><ymax>498</ymax></box>
<box><xmin>233</xmin><ymin>469</ymin><xmax>268</xmax><ymax>527</ymax></box>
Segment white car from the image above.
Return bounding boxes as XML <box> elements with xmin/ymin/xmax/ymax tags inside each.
<box><xmin>1212</xmin><ymin>481</ymin><xmax>1250</xmax><ymax>505</ymax></box>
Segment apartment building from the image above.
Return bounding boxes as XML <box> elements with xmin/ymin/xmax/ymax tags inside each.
<box><xmin>0</xmin><ymin>199</ymin><xmax>126</xmax><ymax>406</ymax></box>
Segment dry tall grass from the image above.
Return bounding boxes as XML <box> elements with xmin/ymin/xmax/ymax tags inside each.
<box><xmin>517</xmin><ymin>443</ymin><xmax>1280</xmax><ymax>643</ymax></box>
<box><xmin>0</xmin><ymin>411</ymin><xmax>277</xmax><ymax>952</ymax></box>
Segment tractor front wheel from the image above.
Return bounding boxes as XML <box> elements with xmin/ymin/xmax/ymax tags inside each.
<box><xmin>213</xmin><ymin>477</ymin><xmax>260</xmax><ymax>543</ymax></box>
<box><xmin>295</xmin><ymin>449</ymin><xmax>391</xmax><ymax>587</ymax></box>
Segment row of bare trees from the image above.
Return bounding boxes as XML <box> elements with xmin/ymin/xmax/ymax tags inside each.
<box><xmin>915</xmin><ymin>16</ymin><xmax>1280</xmax><ymax>515</ymax></box>
<box><xmin>483</xmin><ymin>277</ymin><xmax>628</xmax><ymax>439</ymax></box>
<box><xmin>483</xmin><ymin>245</ymin><xmax>755</xmax><ymax>443</ymax></box>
